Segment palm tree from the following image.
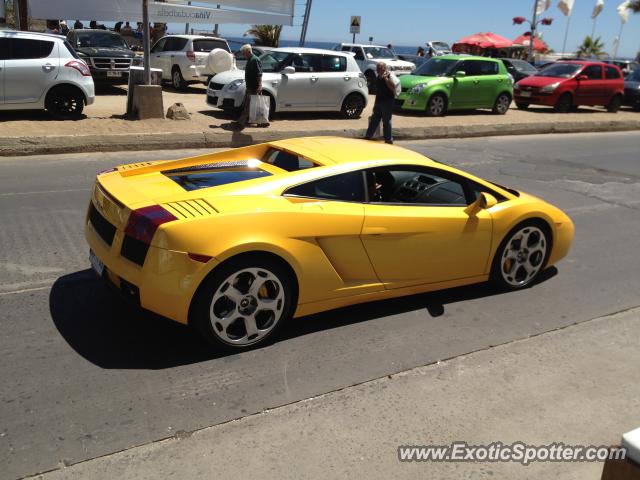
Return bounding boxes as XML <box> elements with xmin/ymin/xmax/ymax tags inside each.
<box><xmin>630</xmin><ymin>0</ymin><xmax>640</xmax><ymax>13</ymax></box>
<box><xmin>576</xmin><ymin>36</ymin><xmax>606</xmax><ymax>58</ymax></box>
<box><xmin>244</xmin><ymin>25</ymin><xmax>283</xmax><ymax>48</ymax></box>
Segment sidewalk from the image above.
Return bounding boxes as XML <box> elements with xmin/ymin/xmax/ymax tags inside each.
<box><xmin>30</xmin><ymin>308</ymin><xmax>640</xmax><ymax>480</ymax></box>
<box><xmin>1</xmin><ymin>84</ymin><xmax>639</xmax><ymax>156</ymax></box>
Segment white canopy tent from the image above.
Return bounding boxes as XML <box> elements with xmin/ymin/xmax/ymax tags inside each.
<box><xmin>27</xmin><ymin>0</ymin><xmax>295</xmax><ymax>25</ymax></box>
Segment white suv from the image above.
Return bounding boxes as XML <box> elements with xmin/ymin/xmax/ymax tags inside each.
<box><xmin>150</xmin><ymin>35</ymin><xmax>230</xmax><ymax>90</ymax></box>
<box><xmin>334</xmin><ymin>43</ymin><xmax>415</xmax><ymax>93</ymax></box>
<box><xmin>207</xmin><ymin>48</ymin><xmax>368</xmax><ymax>119</ymax></box>
<box><xmin>0</xmin><ymin>30</ymin><xmax>95</xmax><ymax>119</ymax></box>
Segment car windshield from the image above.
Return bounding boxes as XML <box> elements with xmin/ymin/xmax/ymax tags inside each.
<box><xmin>536</xmin><ymin>63</ymin><xmax>581</xmax><ymax>78</ymax></box>
<box><xmin>412</xmin><ymin>58</ymin><xmax>457</xmax><ymax>77</ymax></box>
<box><xmin>363</xmin><ymin>47</ymin><xmax>396</xmax><ymax>59</ymax></box>
<box><xmin>509</xmin><ymin>59</ymin><xmax>537</xmax><ymax>73</ymax></box>
<box><xmin>259</xmin><ymin>51</ymin><xmax>292</xmax><ymax>72</ymax></box>
<box><xmin>431</xmin><ymin>42</ymin><xmax>450</xmax><ymax>52</ymax></box>
<box><xmin>75</xmin><ymin>32</ymin><xmax>127</xmax><ymax>49</ymax></box>
<box><xmin>628</xmin><ymin>69</ymin><xmax>640</xmax><ymax>81</ymax></box>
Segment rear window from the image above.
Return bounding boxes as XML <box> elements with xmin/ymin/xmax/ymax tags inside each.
<box><xmin>63</xmin><ymin>40</ymin><xmax>81</xmax><ymax>59</ymax></box>
<box><xmin>10</xmin><ymin>38</ymin><xmax>55</xmax><ymax>59</ymax></box>
<box><xmin>605</xmin><ymin>66</ymin><xmax>621</xmax><ymax>79</ymax></box>
<box><xmin>164</xmin><ymin>37</ymin><xmax>188</xmax><ymax>52</ymax></box>
<box><xmin>164</xmin><ymin>168</ymin><xmax>271</xmax><ymax>191</ymax></box>
<box><xmin>193</xmin><ymin>39</ymin><xmax>230</xmax><ymax>53</ymax></box>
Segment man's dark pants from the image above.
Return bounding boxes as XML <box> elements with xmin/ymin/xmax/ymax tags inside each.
<box><xmin>365</xmin><ymin>99</ymin><xmax>394</xmax><ymax>143</ymax></box>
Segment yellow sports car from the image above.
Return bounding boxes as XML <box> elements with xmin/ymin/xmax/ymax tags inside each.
<box><xmin>85</xmin><ymin>137</ymin><xmax>574</xmax><ymax>350</ymax></box>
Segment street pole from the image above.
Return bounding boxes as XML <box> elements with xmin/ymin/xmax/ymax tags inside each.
<box><xmin>352</xmin><ymin>32</ymin><xmax>356</xmax><ymax>43</ymax></box>
<box><xmin>561</xmin><ymin>11</ymin><xmax>572</xmax><ymax>55</ymax></box>
<box><xmin>214</xmin><ymin>4</ymin><xmax>220</xmax><ymax>36</ymax></box>
<box><xmin>0</xmin><ymin>0</ymin><xmax>6</xmax><ymax>27</ymax></box>
<box><xmin>142</xmin><ymin>0</ymin><xmax>151</xmax><ymax>85</ymax></box>
<box><xmin>299</xmin><ymin>0</ymin><xmax>313</xmax><ymax>47</ymax></box>
<box><xmin>184</xmin><ymin>1</ymin><xmax>191</xmax><ymax>35</ymax></box>
<box><xmin>591</xmin><ymin>16</ymin><xmax>598</xmax><ymax>40</ymax></box>
<box><xmin>613</xmin><ymin>20</ymin><xmax>625</xmax><ymax>61</ymax></box>
<box><xmin>529</xmin><ymin>0</ymin><xmax>539</xmax><ymax>62</ymax></box>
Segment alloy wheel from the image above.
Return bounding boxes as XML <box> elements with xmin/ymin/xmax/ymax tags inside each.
<box><xmin>49</xmin><ymin>94</ymin><xmax>82</xmax><ymax>118</ymax></box>
<box><xmin>208</xmin><ymin>267</ymin><xmax>285</xmax><ymax>346</ymax></box>
<box><xmin>494</xmin><ymin>94</ymin><xmax>511</xmax><ymax>114</ymax></box>
<box><xmin>172</xmin><ymin>70</ymin><xmax>182</xmax><ymax>89</ymax></box>
<box><xmin>428</xmin><ymin>95</ymin><xmax>445</xmax><ymax>116</ymax></box>
<box><xmin>500</xmin><ymin>226</ymin><xmax>548</xmax><ymax>287</ymax></box>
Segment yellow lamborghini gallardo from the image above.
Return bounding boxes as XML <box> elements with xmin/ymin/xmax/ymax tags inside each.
<box><xmin>85</xmin><ymin>137</ymin><xmax>574</xmax><ymax>350</ymax></box>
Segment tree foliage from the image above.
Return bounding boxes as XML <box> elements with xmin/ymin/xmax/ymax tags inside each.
<box><xmin>576</xmin><ymin>36</ymin><xmax>606</xmax><ymax>58</ymax></box>
<box><xmin>244</xmin><ymin>25</ymin><xmax>283</xmax><ymax>48</ymax></box>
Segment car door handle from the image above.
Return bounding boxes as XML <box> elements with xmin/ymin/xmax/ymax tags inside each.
<box><xmin>42</xmin><ymin>63</ymin><xmax>56</xmax><ymax>72</ymax></box>
<box><xmin>473</xmin><ymin>80</ymin><xmax>480</xmax><ymax>84</ymax></box>
<box><xmin>310</xmin><ymin>76</ymin><xmax>318</xmax><ymax>82</ymax></box>
<box><xmin>271</xmin><ymin>81</ymin><xmax>279</xmax><ymax>86</ymax></box>
<box><xmin>343</xmin><ymin>76</ymin><xmax>351</xmax><ymax>81</ymax></box>
<box><xmin>362</xmin><ymin>226</ymin><xmax>388</xmax><ymax>235</ymax></box>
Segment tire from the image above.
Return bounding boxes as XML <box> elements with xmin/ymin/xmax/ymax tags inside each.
<box><xmin>515</xmin><ymin>102</ymin><xmax>529</xmax><ymax>110</ymax></box>
<box><xmin>45</xmin><ymin>86</ymin><xmax>85</xmax><ymax>120</ymax></box>
<box><xmin>341</xmin><ymin>93</ymin><xmax>365</xmax><ymax>119</ymax></box>
<box><xmin>426</xmin><ymin>93</ymin><xmax>447</xmax><ymax>117</ymax></box>
<box><xmin>171</xmin><ymin>66</ymin><xmax>187</xmax><ymax>90</ymax></box>
<box><xmin>554</xmin><ymin>93</ymin><xmax>572</xmax><ymax>113</ymax></box>
<box><xmin>606</xmin><ymin>94</ymin><xmax>622</xmax><ymax>113</ymax></box>
<box><xmin>492</xmin><ymin>92</ymin><xmax>511</xmax><ymax>115</ymax></box>
<box><xmin>365</xmin><ymin>71</ymin><xmax>377</xmax><ymax>94</ymax></box>
<box><xmin>490</xmin><ymin>220</ymin><xmax>552</xmax><ymax>291</ymax></box>
<box><xmin>191</xmin><ymin>255</ymin><xmax>296</xmax><ymax>351</ymax></box>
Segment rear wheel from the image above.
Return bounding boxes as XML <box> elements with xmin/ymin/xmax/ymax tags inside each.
<box><xmin>554</xmin><ymin>93</ymin><xmax>572</xmax><ymax>113</ymax></box>
<box><xmin>191</xmin><ymin>256</ymin><xmax>296</xmax><ymax>351</ymax></box>
<box><xmin>45</xmin><ymin>86</ymin><xmax>85</xmax><ymax>120</ymax></box>
<box><xmin>341</xmin><ymin>93</ymin><xmax>365</xmax><ymax>119</ymax></box>
<box><xmin>171</xmin><ymin>66</ymin><xmax>187</xmax><ymax>90</ymax></box>
<box><xmin>606</xmin><ymin>94</ymin><xmax>622</xmax><ymax>113</ymax></box>
<box><xmin>491</xmin><ymin>221</ymin><xmax>551</xmax><ymax>290</ymax></box>
<box><xmin>426</xmin><ymin>93</ymin><xmax>447</xmax><ymax>117</ymax></box>
<box><xmin>515</xmin><ymin>102</ymin><xmax>529</xmax><ymax>110</ymax></box>
<box><xmin>492</xmin><ymin>93</ymin><xmax>511</xmax><ymax>114</ymax></box>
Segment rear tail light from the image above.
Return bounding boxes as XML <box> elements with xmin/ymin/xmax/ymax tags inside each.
<box><xmin>65</xmin><ymin>60</ymin><xmax>91</xmax><ymax>76</ymax></box>
<box><xmin>124</xmin><ymin>205</ymin><xmax>177</xmax><ymax>245</ymax></box>
<box><xmin>186</xmin><ymin>50</ymin><xmax>196</xmax><ymax>62</ymax></box>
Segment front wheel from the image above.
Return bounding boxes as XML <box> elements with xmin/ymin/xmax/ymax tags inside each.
<box><xmin>515</xmin><ymin>102</ymin><xmax>529</xmax><ymax>110</ymax></box>
<box><xmin>606</xmin><ymin>95</ymin><xmax>622</xmax><ymax>113</ymax></box>
<box><xmin>45</xmin><ymin>86</ymin><xmax>85</xmax><ymax>120</ymax></box>
<box><xmin>341</xmin><ymin>93</ymin><xmax>365</xmax><ymax>119</ymax></box>
<box><xmin>426</xmin><ymin>93</ymin><xmax>447</xmax><ymax>117</ymax></box>
<box><xmin>491</xmin><ymin>221</ymin><xmax>551</xmax><ymax>290</ymax></box>
<box><xmin>191</xmin><ymin>256</ymin><xmax>296</xmax><ymax>351</ymax></box>
<box><xmin>492</xmin><ymin>93</ymin><xmax>511</xmax><ymax>115</ymax></box>
<box><xmin>554</xmin><ymin>93</ymin><xmax>572</xmax><ymax>113</ymax></box>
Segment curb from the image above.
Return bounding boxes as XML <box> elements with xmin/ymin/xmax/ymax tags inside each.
<box><xmin>1</xmin><ymin>119</ymin><xmax>639</xmax><ymax>156</ymax></box>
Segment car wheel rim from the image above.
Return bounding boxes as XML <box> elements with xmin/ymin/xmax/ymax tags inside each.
<box><xmin>173</xmin><ymin>72</ymin><xmax>180</xmax><ymax>88</ymax></box>
<box><xmin>500</xmin><ymin>226</ymin><xmax>547</xmax><ymax>287</ymax></box>
<box><xmin>430</xmin><ymin>96</ymin><xmax>444</xmax><ymax>115</ymax></box>
<box><xmin>344</xmin><ymin>97</ymin><xmax>362</xmax><ymax>117</ymax></box>
<box><xmin>52</xmin><ymin>95</ymin><xmax>80</xmax><ymax>116</ymax></box>
<box><xmin>209</xmin><ymin>267</ymin><xmax>285</xmax><ymax>346</ymax></box>
<box><xmin>497</xmin><ymin>95</ymin><xmax>510</xmax><ymax>113</ymax></box>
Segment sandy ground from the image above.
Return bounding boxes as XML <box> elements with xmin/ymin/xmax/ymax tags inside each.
<box><xmin>1</xmin><ymin>83</ymin><xmax>638</xmax><ymax>138</ymax></box>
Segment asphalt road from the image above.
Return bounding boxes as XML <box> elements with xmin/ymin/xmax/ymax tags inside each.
<box><xmin>1</xmin><ymin>132</ymin><xmax>639</xmax><ymax>479</ymax></box>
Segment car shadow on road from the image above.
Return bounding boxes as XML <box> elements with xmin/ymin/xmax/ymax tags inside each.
<box><xmin>50</xmin><ymin>267</ymin><xmax>557</xmax><ymax>370</ymax></box>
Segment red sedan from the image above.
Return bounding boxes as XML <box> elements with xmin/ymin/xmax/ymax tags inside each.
<box><xmin>514</xmin><ymin>61</ymin><xmax>624</xmax><ymax>113</ymax></box>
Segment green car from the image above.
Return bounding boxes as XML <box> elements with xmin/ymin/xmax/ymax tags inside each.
<box><xmin>396</xmin><ymin>55</ymin><xmax>513</xmax><ymax>116</ymax></box>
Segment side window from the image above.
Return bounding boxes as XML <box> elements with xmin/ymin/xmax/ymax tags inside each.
<box><xmin>365</xmin><ymin>167</ymin><xmax>469</xmax><ymax>206</ymax></box>
<box><xmin>285</xmin><ymin>171</ymin><xmax>365</xmax><ymax>202</ymax></box>
<box><xmin>151</xmin><ymin>38</ymin><xmax>166</xmax><ymax>53</ymax></box>
<box><xmin>10</xmin><ymin>39</ymin><xmax>54</xmax><ymax>59</ymax></box>
<box><xmin>340</xmin><ymin>46</ymin><xmax>351</xmax><ymax>52</ymax></box>
<box><xmin>0</xmin><ymin>38</ymin><xmax>10</xmax><ymax>60</ymax></box>
<box><xmin>469</xmin><ymin>180</ymin><xmax>507</xmax><ymax>202</ymax></box>
<box><xmin>457</xmin><ymin>60</ymin><xmax>487</xmax><ymax>76</ymax></box>
<box><xmin>163</xmin><ymin>38</ymin><xmax>179</xmax><ymax>51</ymax></box>
<box><xmin>478</xmin><ymin>61</ymin><xmax>498</xmax><ymax>75</ymax></box>
<box><xmin>292</xmin><ymin>54</ymin><xmax>322</xmax><ymax>72</ymax></box>
<box><xmin>605</xmin><ymin>66</ymin><xmax>621</xmax><ymax>79</ymax></box>
<box><xmin>262</xmin><ymin>149</ymin><xmax>316</xmax><ymax>172</ymax></box>
<box><xmin>353</xmin><ymin>48</ymin><xmax>365</xmax><ymax>61</ymax></box>
<box><xmin>582</xmin><ymin>65</ymin><xmax>602</xmax><ymax>80</ymax></box>
<box><xmin>321</xmin><ymin>55</ymin><xmax>347</xmax><ymax>72</ymax></box>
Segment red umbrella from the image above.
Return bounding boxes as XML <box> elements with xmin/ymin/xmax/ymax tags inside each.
<box><xmin>455</xmin><ymin>32</ymin><xmax>514</xmax><ymax>49</ymax></box>
<box><xmin>514</xmin><ymin>33</ymin><xmax>549</xmax><ymax>52</ymax></box>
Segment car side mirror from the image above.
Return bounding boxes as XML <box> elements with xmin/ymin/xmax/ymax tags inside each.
<box><xmin>465</xmin><ymin>192</ymin><xmax>498</xmax><ymax>216</ymax></box>
<box><xmin>454</xmin><ymin>71</ymin><xmax>466</xmax><ymax>78</ymax></box>
<box><xmin>282</xmin><ymin>66</ymin><xmax>295</xmax><ymax>75</ymax></box>
<box><xmin>577</xmin><ymin>75</ymin><xmax>589</xmax><ymax>81</ymax></box>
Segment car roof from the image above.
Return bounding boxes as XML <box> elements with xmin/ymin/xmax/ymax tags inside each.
<box><xmin>269</xmin><ymin>137</ymin><xmax>433</xmax><ymax>166</ymax></box>
<box><xmin>555</xmin><ymin>60</ymin><xmax>608</xmax><ymax>66</ymax></box>
<box><xmin>269</xmin><ymin>47</ymin><xmax>351</xmax><ymax>56</ymax></box>
<box><xmin>437</xmin><ymin>54</ymin><xmax>498</xmax><ymax>62</ymax></box>
<box><xmin>163</xmin><ymin>34</ymin><xmax>226</xmax><ymax>41</ymax></box>
<box><xmin>0</xmin><ymin>30</ymin><xmax>66</xmax><ymax>40</ymax></box>
<box><xmin>339</xmin><ymin>43</ymin><xmax>389</xmax><ymax>49</ymax></box>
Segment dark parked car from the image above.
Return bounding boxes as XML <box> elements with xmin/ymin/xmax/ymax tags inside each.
<box><xmin>67</xmin><ymin>29</ymin><xmax>135</xmax><ymax>83</ymax></box>
<box><xmin>396</xmin><ymin>53</ymin><xmax>429</xmax><ymax>68</ymax></box>
<box><xmin>623</xmin><ymin>68</ymin><xmax>640</xmax><ymax>110</ymax></box>
<box><xmin>500</xmin><ymin>58</ymin><xmax>538</xmax><ymax>82</ymax></box>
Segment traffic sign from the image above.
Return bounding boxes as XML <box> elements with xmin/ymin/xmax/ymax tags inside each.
<box><xmin>350</xmin><ymin>16</ymin><xmax>361</xmax><ymax>34</ymax></box>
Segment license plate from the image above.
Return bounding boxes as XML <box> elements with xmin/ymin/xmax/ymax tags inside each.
<box><xmin>107</xmin><ymin>71</ymin><xmax>122</xmax><ymax>78</ymax></box>
<box><xmin>520</xmin><ymin>91</ymin><xmax>532</xmax><ymax>97</ymax></box>
<box><xmin>89</xmin><ymin>250</ymin><xmax>105</xmax><ymax>277</ymax></box>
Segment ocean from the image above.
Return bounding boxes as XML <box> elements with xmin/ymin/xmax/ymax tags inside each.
<box><xmin>225</xmin><ymin>37</ymin><xmax>421</xmax><ymax>56</ymax></box>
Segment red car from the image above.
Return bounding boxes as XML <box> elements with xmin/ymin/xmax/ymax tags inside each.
<box><xmin>514</xmin><ymin>61</ymin><xmax>624</xmax><ymax>113</ymax></box>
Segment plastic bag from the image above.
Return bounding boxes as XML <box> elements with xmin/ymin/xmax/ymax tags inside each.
<box><xmin>249</xmin><ymin>95</ymin><xmax>270</xmax><ymax>125</ymax></box>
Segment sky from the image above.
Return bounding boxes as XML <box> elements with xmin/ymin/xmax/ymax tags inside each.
<box><xmin>174</xmin><ymin>0</ymin><xmax>639</xmax><ymax>58</ymax></box>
